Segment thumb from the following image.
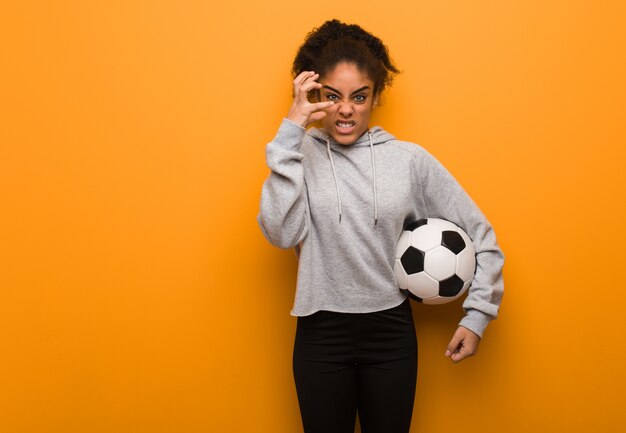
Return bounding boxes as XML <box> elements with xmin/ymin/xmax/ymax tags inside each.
<box><xmin>309</xmin><ymin>110</ymin><xmax>327</xmax><ymax>123</ymax></box>
<box><xmin>445</xmin><ymin>330</ymin><xmax>463</xmax><ymax>357</ymax></box>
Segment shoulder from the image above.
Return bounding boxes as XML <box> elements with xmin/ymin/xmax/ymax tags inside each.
<box><xmin>379</xmin><ymin>139</ymin><xmax>434</xmax><ymax>163</ymax></box>
<box><xmin>300</xmin><ymin>132</ymin><xmax>322</xmax><ymax>156</ymax></box>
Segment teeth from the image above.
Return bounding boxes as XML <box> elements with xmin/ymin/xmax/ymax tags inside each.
<box><xmin>337</xmin><ymin>122</ymin><xmax>354</xmax><ymax>128</ymax></box>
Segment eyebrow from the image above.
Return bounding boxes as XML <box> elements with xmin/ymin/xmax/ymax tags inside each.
<box><xmin>322</xmin><ymin>85</ymin><xmax>371</xmax><ymax>96</ymax></box>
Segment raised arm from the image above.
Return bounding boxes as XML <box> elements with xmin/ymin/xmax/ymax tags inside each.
<box><xmin>257</xmin><ymin>71</ymin><xmax>334</xmax><ymax>249</ymax></box>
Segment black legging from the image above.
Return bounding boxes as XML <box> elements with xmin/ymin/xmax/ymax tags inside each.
<box><xmin>293</xmin><ymin>297</ymin><xmax>418</xmax><ymax>433</ymax></box>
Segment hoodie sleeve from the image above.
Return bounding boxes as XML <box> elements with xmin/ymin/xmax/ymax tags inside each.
<box><xmin>257</xmin><ymin>118</ymin><xmax>310</xmax><ymax>249</ymax></box>
<box><xmin>417</xmin><ymin>149</ymin><xmax>505</xmax><ymax>338</ymax></box>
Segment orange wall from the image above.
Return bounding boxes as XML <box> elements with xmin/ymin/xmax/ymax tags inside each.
<box><xmin>1</xmin><ymin>1</ymin><xmax>625</xmax><ymax>432</ymax></box>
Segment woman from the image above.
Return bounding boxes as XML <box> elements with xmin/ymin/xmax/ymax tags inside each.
<box><xmin>257</xmin><ymin>19</ymin><xmax>504</xmax><ymax>433</ymax></box>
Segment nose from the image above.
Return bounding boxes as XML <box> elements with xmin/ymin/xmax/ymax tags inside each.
<box><xmin>337</xmin><ymin>101</ymin><xmax>354</xmax><ymax>117</ymax></box>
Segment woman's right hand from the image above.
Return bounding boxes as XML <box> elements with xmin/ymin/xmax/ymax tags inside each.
<box><xmin>286</xmin><ymin>71</ymin><xmax>334</xmax><ymax>128</ymax></box>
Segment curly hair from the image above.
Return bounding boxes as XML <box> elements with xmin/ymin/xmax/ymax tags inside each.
<box><xmin>292</xmin><ymin>19</ymin><xmax>400</xmax><ymax>96</ymax></box>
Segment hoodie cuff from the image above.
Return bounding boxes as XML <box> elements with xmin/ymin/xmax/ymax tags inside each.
<box><xmin>267</xmin><ymin>118</ymin><xmax>306</xmax><ymax>151</ymax></box>
<box><xmin>458</xmin><ymin>309</ymin><xmax>492</xmax><ymax>339</ymax></box>
<box><xmin>265</xmin><ymin>118</ymin><xmax>307</xmax><ymax>157</ymax></box>
<box><xmin>282</xmin><ymin>117</ymin><xmax>306</xmax><ymax>130</ymax></box>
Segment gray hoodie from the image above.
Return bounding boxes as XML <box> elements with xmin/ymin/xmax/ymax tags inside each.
<box><xmin>257</xmin><ymin>118</ymin><xmax>504</xmax><ymax>337</ymax></box>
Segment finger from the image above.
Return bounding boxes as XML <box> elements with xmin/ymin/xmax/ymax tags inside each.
<box><xmin>452</xmin><ymin>339</ymin><xmax>479</xmax><ymax>363</ymax></box>
<box><xmin>294</xmin><ymin>72</ymin><xmax>321</xmax><ymax>90</ymax></box>
<box><xmin>300</xmin><ymin>71</ymin><xmax>318</xmax><ymax>83</ymax></box>
<box><xmin>310</xmin><ymin>101</ymin><xmax>334</xmax><ymax>111</ymax></box>
<box><xmin>292</xmin><ymin>71</ymin><xmax>315</xmax><ymax>96</ymax></box>
<box><xmin>294</xmin><ymin>70</ymin><xmax>315</xmax><ymax>81</ymax></box>
<box><xmin>300</xmin><ymin>80</ymin><xmax>322</xmax><ymax>94</ymax></box>
<box><xmin>308</xmin><ymin>110</ymin><xmax>327</xmax><ymax>123</ymax></box>
<box><xmin>293</xmin><ymin>75</ymin><xmax>320</xmax><ymax>105</ymax></box>
<box><xmin>299</xmin><ymin>101</ymin><xmax>332</xmax><ymax>121</ymax></box>
<box><xmin>451</xmin><ymin>343</ymin><xmax>476</xmax><ymax>363</ymax></box>
<box><xmin>294</xmin><ymin>71</ymin><xmax>317</xmax><ymax>86</ymax></box>
<box><xmin>295</xmin><ymin>79</ymin><xmax>321</xmax><ymax>101</ymax></box>
<box><xmin>445</xmin><ymin>332</ymin><xmax>463</xmax><ymax>357</ymax></box>
<box><xmin>445</xmin><ymin>343</ymin><xmax>461</xmax><ymax>359</ymax></box>
<box><xmin>451</xmin><ymin>350</ymin><xmax>469</xmax><ymax>363</ymax></box>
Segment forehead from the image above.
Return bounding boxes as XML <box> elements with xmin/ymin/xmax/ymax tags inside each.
<box><xmin>320</xmin><ymin>63</ymin><xmax>373</xmax><ymax>90</ymax></box>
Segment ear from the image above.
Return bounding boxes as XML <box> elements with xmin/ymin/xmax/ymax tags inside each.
<box><xmin>373</xmin><ymin>94</ymin><xmax>379</xmax><ymax>107</ymax></box>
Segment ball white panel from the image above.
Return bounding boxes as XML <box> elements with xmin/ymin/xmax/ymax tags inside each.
<box><xmin>394</xmin><ymin>259</ymin><xmax>409</xmax><ymax>289</ymax></box>
<box><xmin>428</xmin><ymin>218</ymin><xmax>459</xmax><ymax>232</ymax></box>
<box><xmin>456</xmin><ymin>247</ymin><xmax>477</xmax><ymax>282</ymax></box>
<box><xmin>407</xmin><ymin>272</ymin><xmax>439</xmax><ymax>299</ymax></box>
<box><xmin>423</xmin><ymin>296</ymin><xmax>455</xmax><ymax>305</ymax></box>
<box><xmin>409</xmin><ymin>225</ymin><xmax>442</xmax><ymax>252</ymax></box>
<box><xmin>424</xmin><ymin>246</ymin><xmax>457</xmax><ymax>280</ymax></box>
<box><xmin>395</xmin><ymin>231</ymin><xmax>412</xmax><ymax>259</ymax></box>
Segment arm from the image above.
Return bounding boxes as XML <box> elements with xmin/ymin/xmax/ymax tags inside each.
<box><xmin>417</xmin><ymin>149</ymin><xmax>505</xmax><ymax>345</ymax></box>
<box><xmin>257</xmin><ymin>71</ymin><xmax>335</xmax><ymax>249</ymax></box>
<box><xmin>257</xmin><ymin>119</ymin><xmax>309</xmax><ymax>249</ymax></box>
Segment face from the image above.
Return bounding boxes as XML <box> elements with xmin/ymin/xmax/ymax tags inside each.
<box><xmin>318</xmin><ymin>62</ymin><xmax>376</xmax><ymax>145</ymax></box>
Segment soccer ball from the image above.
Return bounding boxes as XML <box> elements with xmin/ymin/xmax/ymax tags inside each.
<box><xmin>394</xmin><ymin>218</ymin><xmax>476</xmax><ymax>305</ymax></box>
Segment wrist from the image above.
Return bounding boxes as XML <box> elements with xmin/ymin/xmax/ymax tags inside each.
<box><xmin>285</xmin><ymin>113</ymin><xmax>308</xmax><ymax>128</ymax></box>
<box><xmin>283</xmin><ymin>117</ymin><xmax>306</xmax><ymax>130</ymax></box>
<box><xmin>459</xmin><ymin>309</ymin><xmax>491</xmax><ymax>339</ymax></box>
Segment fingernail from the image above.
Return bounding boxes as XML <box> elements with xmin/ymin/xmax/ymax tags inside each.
<box><xmin>445</xmin><ymin>350</ymin><xmax>451</xmax><ymax>356</ymax></box>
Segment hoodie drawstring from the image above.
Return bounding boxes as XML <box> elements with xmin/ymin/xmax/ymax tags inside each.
<box><xmin>326</xmin><ymin>138</ymin><xmax>343</xmax><ymax>223</ymax></box>
<box><xmin>369</xmin><ymin>132</ymin><xmax>379</xmax><ymax>226</ymax></box>
<box><xmin>325</xmin><ymin>133</ymin><xmax>379</xmax><ymax>226</ymax></box>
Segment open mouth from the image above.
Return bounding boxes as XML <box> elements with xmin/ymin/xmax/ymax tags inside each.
<box><xmin>336</xmin><ymin>121</ymin><xmax>356</xmax><ymax>133</ymax></box>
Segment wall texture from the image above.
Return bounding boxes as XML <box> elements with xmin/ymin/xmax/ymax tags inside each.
<box><xmin>1</xmin><ymin>1</ymin><xmax>625</xmax><ymax>432</ymax></box>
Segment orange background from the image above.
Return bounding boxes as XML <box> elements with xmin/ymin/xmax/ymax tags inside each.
<box><xmin>1</xmin><ymin>1</ymin><xmax>625</xmax><ymax>432</ymax></box>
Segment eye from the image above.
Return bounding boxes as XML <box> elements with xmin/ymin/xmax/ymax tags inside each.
<box><xmin>353</xmin><ymin>94</ymin><xmax>367</xmax><ymax>103</ymax></box>
<box><xmin>325</xmin><ymin>93</ymin><xmax>339</xmax><ymax>101</ymax></box>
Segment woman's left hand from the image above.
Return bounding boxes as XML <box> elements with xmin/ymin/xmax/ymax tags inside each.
<box><xmin>445</xmin><ymin>326</ymin><xmax>480</xmax><ymax>363</ymax></box>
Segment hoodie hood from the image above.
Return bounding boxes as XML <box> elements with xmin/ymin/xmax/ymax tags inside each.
<box><xmin>305</xmin><ymin>126</ymin><xmax>396</xmax><ymax>226</ymax></box>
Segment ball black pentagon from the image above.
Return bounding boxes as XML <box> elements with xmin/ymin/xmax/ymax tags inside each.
<box><xmin>405</xmin><ymin>219</ymin><xmax>428</xmax><ymax>231</ymax></box>
<box><xmin>439</xmin><ymin>275</ymin><xmax>465</xmax><ymax>297</ymax></box>
<box><xmin>401</xmin><ymin>289</ymin><xmax>423</xmax><ymax>303</ymax></box>
<box><xmin>441</xmin><ymin>230</ymin><xmax>466</xmax><ymax>254</ymax></box>
<box><xmin>400</xmin><ymin>246</ymin><xmax>425</xmax><ymax>274</ymax></box>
